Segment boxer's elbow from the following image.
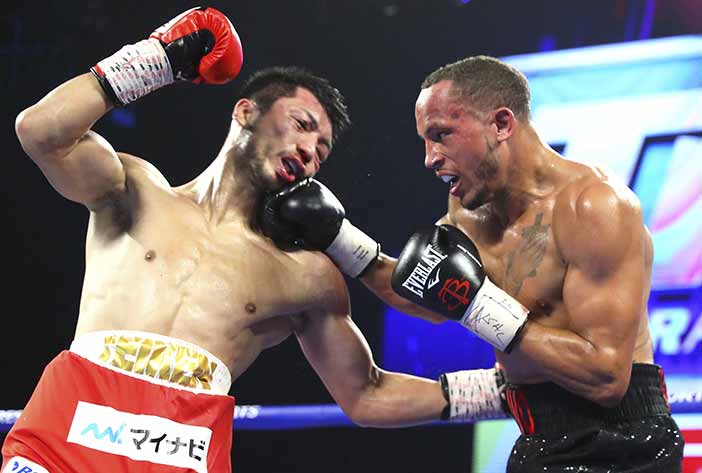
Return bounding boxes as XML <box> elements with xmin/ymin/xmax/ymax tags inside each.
<box><xmin>342</xmin><ymin>367</ymin><xmax>387</xmax><ymax>428</ymax></box>
<box><xmin>340</xmin><ymin>395</ymin><xmax>375</xmax><ymax>428</ymax></box>
<box><xmin>16</xmin><ymin>107</ymin><xmax>43</xmax><ymax>145</ymax></box>
<box><xmin>344</xmin><ymin>404</ymin><xmax>375</xmax><ymax>428</ymax></box>
<box><xmin>15</xmin><ymin>105</ymin><xmax>53</xmax><ymax>158</ymax></box>
<box><xmin>15</xmin><ymin>106</ymin><xmax>64</xmax><ymax>161</ymax></box>
<box><xmin>591</xmin><ymin>380</ymin><xmax>628</xmax><ymax>407</ymax></box>
<box><xmin>588</xmin><ymin>361</ymin><xmax>629</xmax><ymax>408</ymax></box>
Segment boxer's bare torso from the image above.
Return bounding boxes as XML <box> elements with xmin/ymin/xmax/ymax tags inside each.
<box><xmin>76</xmin><ymin>154</ymin><xmax>340</xmax><ymax>381</ymax></box>
<box><xmin>13</xmin><ymin>17</ymin><xmax>447</xmax><ymax>432</ymax></box>
<box><xmin>443</xmin><ymin>160</ymin><xmax>654</xmax><ymax>385</ymax></box>
<box><xmin>17</xmin><ymin>73</ymin><xmax>349</xmax><ymax>385</ymax></box>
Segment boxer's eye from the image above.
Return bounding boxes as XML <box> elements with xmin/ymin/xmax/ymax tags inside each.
<box><xmin>295</xmin><ymin>118</ymin><xmax>313</xmax><ymax>132</ymax></box>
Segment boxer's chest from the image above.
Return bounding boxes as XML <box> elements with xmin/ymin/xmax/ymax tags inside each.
<box><xmin>453</xmin><ymin>206</ymin><xmax>567</xmax><ymax>319</ymax></box>
<box><xmin>87</xmin><ymin>190</ymin><xmax>318</xmax><ymax>326</ymax></box>
<box><xmin>136</xmin><ymin>225</ymin><xmax>321</xmax><ymax>323</ymax></box>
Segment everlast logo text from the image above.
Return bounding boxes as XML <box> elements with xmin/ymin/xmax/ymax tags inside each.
<box><xmin>401</xmin><ymin>244</ymin><xmax>447</xmax><ymax>298</ymax></box>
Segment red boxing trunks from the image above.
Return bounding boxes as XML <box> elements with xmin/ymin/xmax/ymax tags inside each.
<box><xmin>2</xmin><ymin>331</ymin><xmax>234</xmax><ymax>473</ymax></box>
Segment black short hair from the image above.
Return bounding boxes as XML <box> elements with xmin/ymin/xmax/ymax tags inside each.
<box><xmin>422</xmin><ymin>56</ymin><xmax>531</xmax><ymax>120</ymax></box>
<box><xmin>238</xmin><ymin>66</ymin><xmax>351</xmax><ymax>145</ymax></box>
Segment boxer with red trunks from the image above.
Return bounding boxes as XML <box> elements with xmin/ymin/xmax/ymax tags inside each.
<box><xmin>4</xmin><ymin>332</ymin><xmax>234</xmax><ymax>473</ymax></box>
<box><xmin>6</xmin><ymin>7</ymin><xmax>488</xmax><ymax>472</ymax></box>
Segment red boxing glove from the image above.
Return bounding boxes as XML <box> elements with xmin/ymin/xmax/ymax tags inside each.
<box><xmin>150</xmin><ymin>7</ymin><xmax>243</xmax><ymax>84</ymax></box>
<box><xmin>91</xmin><ymin>7</ymin><xmax>243</xmax><ymax>106</ymax></box>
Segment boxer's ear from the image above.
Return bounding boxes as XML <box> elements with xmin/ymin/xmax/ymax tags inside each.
<box><xmin>233</xmin><ymin>99</ymin><xmax>260</xmax><ymax>127</ymax></box>
<box><xmin>492</xmin><ymin>107</ymin><xmax>516</xmax><ymax>143</ymax></box>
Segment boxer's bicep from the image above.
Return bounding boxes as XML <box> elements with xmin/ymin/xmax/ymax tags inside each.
<box><xmin>31</xmin><ymin>130</ymin><xmax>127</xmax><ymax>209</ymax></box>
<box><xmin>542</xmin><ymin>182</ymin><xmax>647</xmax><ymax>403</ymax></box>
<box><xmin>16</xmin><ymin>73</ymin><xmax>127</xmax><ymax>209</ymax></box>
<box><xmin>560</xmin><ymin>182</ymin><xmax>645</xmax><ymax>354</ymax></box>
<box><xmin>295</xmin><ymin>307</ymin><xmax>379</xmax><ymax>415</ymax></box>
<box><xmin>295</xmin><ymin>261</ymin><xmax>379</xmax><ymax>411</ymax></box>
<box><xmin>561</xmin><ymin>259</ymin><xmax>641</xmax><ymax>371</ymax></box>
<box><xmin>552</xmin><ymin>245</ymin><xmax>643</xmax><ymax>404</ymax></box>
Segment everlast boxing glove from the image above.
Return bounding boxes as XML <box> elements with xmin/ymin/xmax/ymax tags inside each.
<box><xmin>259</xmin><ymin>178</ymin><xmax>380</xmax><ymax>278</ymax></box>
<box><xmin>391</xmin><ymin>224</ymin><xmax>529</xmax><ymax>353</ymax></box>
<box><xmin>91</xmin><ymin>7</ymin><xmax>243</xmax><ymax>107</ymax></box>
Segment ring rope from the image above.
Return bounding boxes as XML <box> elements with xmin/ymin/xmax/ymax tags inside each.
<box><xmin>1</xmin><ymin>391</ymin><xmax>700</xmax><ymax>433</ymax></box>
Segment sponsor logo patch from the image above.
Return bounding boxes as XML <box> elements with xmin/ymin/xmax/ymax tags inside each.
<box><xmin>437</xmin><ymin>278</ymin><xmax>471</xmax><ymax>312</ymax></box>
<box><xmin>2</xmin><ymin>456</ymin><xmax>50</xmax><ymax>473</ymax></box>
<box><xmin>67</xmin><ymin>401</ymin><xmax>212</xmax><ymax>473</ymax></box>
<box><xmin>401</xmin><ymin>244</ymin><xmax>447</xmax><ymax>298</ymax></box>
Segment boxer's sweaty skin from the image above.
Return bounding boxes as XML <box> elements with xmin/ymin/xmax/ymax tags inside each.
<box><xmin>418</xmin><ymin>79</ymin><xmax>655</xmax><ymax>406</ymax></box>
<box><xmin>362</xmin><ymin>78</ymin><xmax>654</xmax><ymax>407</ymax></box>
<box><xmin>78</xmin><ymin>155</ymin><xmax>340</xmax><ymax>382</ymax></box>
<box><xmin>16</xmin><ymin>72</ymin><xmax>446</xmax><ymax>426</ymax></box>
<box><xmin>442</xmin><ymin>162</ymin><xmax>654</xmax><ymax>393</ymax></box>
<box><xmin>20</xmin><ymin>74</ymin><xmax>336</xmax><ymax>381</ymax></box>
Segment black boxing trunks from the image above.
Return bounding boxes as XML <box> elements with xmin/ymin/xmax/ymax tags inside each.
<box><xmin>504</xmin><ymin>363</ymin><xmax>684</xmax><ymax>473</ymax></box>
<box><xmin>2</xmin><ymin>331</ymin><xmax>234</xmax><ymax>473</ymax></box>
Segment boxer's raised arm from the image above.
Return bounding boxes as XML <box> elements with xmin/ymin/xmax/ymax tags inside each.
<box><xmin>15</xmin><ymin>7</ymin><xmax>242</xmax><ymax>209</ymax></box>
<box><xmin>16</xmin><ymin>74</ymin><xmax>125</xmax><ymax>209</ymax></box>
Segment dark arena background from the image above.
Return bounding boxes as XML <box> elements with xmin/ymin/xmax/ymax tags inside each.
<box><xmin>2</xmin><ymin>1</ymin><xmax>701</xmax><ymax>472</ymax></box>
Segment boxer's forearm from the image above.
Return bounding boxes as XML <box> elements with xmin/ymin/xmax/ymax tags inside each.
<box><xmin>16</xmin><ymin>73</ymin><xmax>113</xmax><ymax>162</ymax></box>
<box><xmin>347</xmin><ymin>370</ymin><xmax>446</xmax><ymax>428</ymax></box>
<box><xmin>511</xmin><ymin>321</ymin><xmax>631</xmax><ymax>407</ymax></box>
<box><xmin>360</xmin><ymin>253</ymin><xmax>446</xmax><ymax>324</ymax></box>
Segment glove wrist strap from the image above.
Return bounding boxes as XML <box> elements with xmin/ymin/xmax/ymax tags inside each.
<box><xmin>325</xmin><ymin>219</ymin><xmax>380</xmax><ymax>278</ymax></box>
<box><xmin>460</xmin><ymin>277</ymin><xmax>529</xmax><ymax>352</ymax></box>
<box><xmin>440</xmin><ymin>368</ymin><xmax>507</xmax><ymax>422</ymax></box>
<box><xmin>91</xmin><ymin>38</ymin><xmax>174</xmax><ymax>107</ymax></box>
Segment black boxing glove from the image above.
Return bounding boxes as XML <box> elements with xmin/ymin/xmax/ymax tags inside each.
<box><xmin>439</xmin><ymin>364</ymin><xmax>509</xmax><ymax>422</ymax></box>
<box><xmin>259</xmin><ymin>178</ymin><xmax>380</xmax><ymax>277</ymax></box>
<box><xmin>391</xmin><ymin>224</ymin><xmax>529</xmax><ymax>352</ymax></box>
<box><xmin>91</xmin><ymin>7</ymin><xmax>243</xmax><ymax>107</ymax></box>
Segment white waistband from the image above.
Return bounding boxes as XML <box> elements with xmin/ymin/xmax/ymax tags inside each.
<box><xmin>70</xmin><ymin>330</ymin><xmax>232</xmax><ymax>395</ymax></box>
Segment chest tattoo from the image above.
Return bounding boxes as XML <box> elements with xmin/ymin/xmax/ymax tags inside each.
<box><xmin>503</xmin><ymin>213</ymin><xmax>550</xmax><ymax>296</ymax></box>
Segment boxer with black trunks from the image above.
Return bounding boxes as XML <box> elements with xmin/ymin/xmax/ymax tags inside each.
<box><xmin>5</xmin><ymin>8</ymin><xmax>492</xmax><ymax>472</ymax></box>
<box><xmin>261</xmin><ymin>56</ymin><xmax>685</xmax><ymax>471</ymax></box>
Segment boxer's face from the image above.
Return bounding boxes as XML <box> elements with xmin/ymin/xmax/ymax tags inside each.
<box><xmin>240</xmin><ymin>87</ymin><xmax>333</xmax><ymax>191</ymax></box>
<box><xmin>415</xmin><ymin>80</ymin><xmax>501</xmax><ymax>210</ymax></box>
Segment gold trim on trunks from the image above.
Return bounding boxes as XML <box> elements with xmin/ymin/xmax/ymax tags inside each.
<box><xmin>99</xmin><ymin>334</ymin><xmax>218</xmax><ymax>390</ymax></box>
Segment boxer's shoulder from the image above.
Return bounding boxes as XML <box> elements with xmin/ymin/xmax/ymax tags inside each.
<box><xmin>553</xmin><ymin>175</ymin><xmax>644</xmax><ymax>271</ymax></box>
<box><xmin>282</xmin><ymin>248</ymin><xmax>350</xmax><ymax>313</ymax></box>
<box><xmin>118</xmin><ymin>152</ymin><xmax>172</xmax><ymax>190</ymax></box>
<box><xmin>553</xmin><ymin>175</ymin><xmax>641</xmax><ymax>231</ymax></box>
